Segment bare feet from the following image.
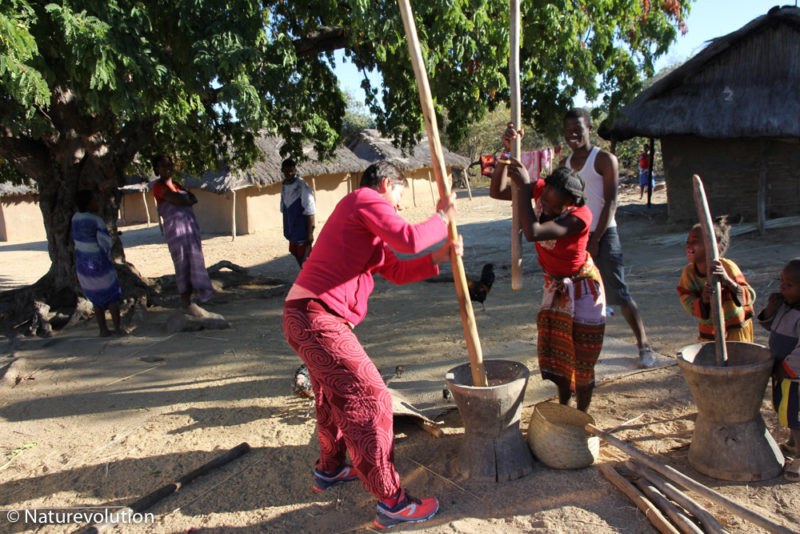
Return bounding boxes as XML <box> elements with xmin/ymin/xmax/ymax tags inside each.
<box><xmin>183</xmin><ymin>302</ymin><xmax>207</xmax><ymax>318</ymax></box>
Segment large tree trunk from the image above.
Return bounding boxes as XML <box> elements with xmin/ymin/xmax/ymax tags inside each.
<box><xmin>1</xmin><ymin>146</ymin><xmax>150</xmax><ymax>337</ymax></box>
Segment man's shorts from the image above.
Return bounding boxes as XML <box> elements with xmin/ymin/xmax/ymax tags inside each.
<box><xmin>773</xmin><ymin>376</ymin><xmax>800</xmax><ymax>430</ymax></box>
<box><xmin>592</xmin><ymin>227</ymin><xmax>633</xmax><ymax>306</ymax></box>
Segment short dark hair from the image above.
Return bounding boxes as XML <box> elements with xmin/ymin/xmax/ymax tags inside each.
<box><xmin>281</xmin><ymin>158</ymin><xmax>296</xmax><ymax>170</ymax></box>
<box><xmin>785</xmin><ymin>258</ymin><xmax>800</xmax><ymax>278</ymax></box>
<box><xmin>691</xmin><ymin>216</ymin><xmax>731</xmax><ymax>256</ymax></box>
<box><xmin>151</xmin><ymin>154</ymin><xmax>172</xmax><ymax>174</ymax></box>
<box><xmin>75</xmin><ymin>189</ymin><xmax>94</xmax><ymax>212</ymax></box>
<box><xmin>360</xmin><ymin>161</ymin><xmax>408</xmax><ymax>189</ymax></box>
<box><xmin>564</xmin><ymin>108</ymin><xmax>592</xmax><ymax>127</ymax></box>
<box><xmin>544</xmin><ymin>167</ymin><xmax>586</xmax><ymax>207</ymax></box>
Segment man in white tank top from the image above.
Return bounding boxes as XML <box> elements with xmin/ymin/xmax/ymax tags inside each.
<box><xmin>560</xmin><ymin>108</ymin><xmax>655</xmax><ymax>368</ymax></box>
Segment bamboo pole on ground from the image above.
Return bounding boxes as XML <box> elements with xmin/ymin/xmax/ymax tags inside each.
<box><xmin>587</xmin><ymin>424</ymin><xmax>793</xmax><ymax>534</ymax></box>
<box><xmin>632</xmin><ymin>474</ymin><xmax>704</xmax><ymax>534</ymax></box>
<box><xmin>509</xmin><ymin>0</ymin><xmax>523</xmax><ymax>290</ymax></box>
<box><xmin>598</xmin><ymin>463</ymin><xmax>680</xmax><ymax>534</ymax></box>
<box><xmin>398</xmin><ymin>0</ymin><xmax>487</xmax><ymax>386</ymax></box>
<box><xmin>692</xmin><ymin>175</ymin><xmax>727</xmax><ymax>365</ymax></box>
<box><xmin>626</xmin><ymin>461</ymin><xmax>729</xmax><ymax>534</ymax></box>
<box><xmin>79</xmin><ymin>443</ymin><xmax>251</xmax><ymax>534</ymax></box>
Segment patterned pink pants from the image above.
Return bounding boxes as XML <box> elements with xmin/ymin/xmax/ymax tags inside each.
<box><xmin>283</xmin><ymin>299</ymin><xmax>401</xmax><ymax>500</ymax></box>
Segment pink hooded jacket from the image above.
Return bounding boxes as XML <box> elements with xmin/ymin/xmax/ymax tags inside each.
<box><xmin>293</xmin><ymin>187</ymin><xmax>448</xmax><ymax>326</ymax></box>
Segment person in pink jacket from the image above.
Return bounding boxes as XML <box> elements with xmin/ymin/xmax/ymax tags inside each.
<box><xmin>283</xmin><ymin>161</ymin><xmax>461</xmax><ymax>529</ymax></box>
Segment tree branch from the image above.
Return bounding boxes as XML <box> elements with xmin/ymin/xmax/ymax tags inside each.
<box><xmin>0</xmin><ymin>135</ymin><xmax>52</xmax><ymax>182</ymax></box>
<box><xmin>293</xmin><ymin>26</ymin><xmax>347</xmax><ymax>57</ymax></box>
<box><xmin>108</xmin><ymin>118</ymin><xmax>155</xmax><ymax>172</ymax></box>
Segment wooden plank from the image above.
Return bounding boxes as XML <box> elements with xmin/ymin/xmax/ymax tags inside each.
<box><xmin>587</xmin><ymin>424</ymin><xmax>793</xmax><ymax>534</ymax></box>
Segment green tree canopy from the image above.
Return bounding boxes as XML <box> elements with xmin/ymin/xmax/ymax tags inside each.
<box><xmin>0</xmin><ymin>0</ymin><xmax>691</xmax><ymax>315</ymax></box>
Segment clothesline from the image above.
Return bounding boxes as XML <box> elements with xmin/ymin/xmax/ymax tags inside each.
<box><xmin>479</xmin><ymin>146</ymin><xmax>562</xmax><ymax>180</ymax></box>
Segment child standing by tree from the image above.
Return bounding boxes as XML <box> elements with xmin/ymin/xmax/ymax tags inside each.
<box><xmin>490</xmin><ymin>127</ymin><xmax>605</xmax><ymax>412</ymax></box>
<box><xmin>757</xmin><ymin>258</ymin><xmax>800</xmax><ymax>481</ymax></box>
<box><xmin>71</xmin><ymin>190</ymin><xmax>123</xmax><ymax>336</ymax></box>
<box><xmin>677</xmin><ymin>219</ymin><xmax>756</xmax><ymax>342</ymax></box>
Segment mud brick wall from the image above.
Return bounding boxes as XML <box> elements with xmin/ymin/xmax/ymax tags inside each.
<box><xmin>661</xmin><ymin>136</ymin><xmax>800</xmax><ymax>225</ymax></box>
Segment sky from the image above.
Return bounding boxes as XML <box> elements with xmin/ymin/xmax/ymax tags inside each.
<box><xmin>334</xmin><ymin>0</ymin><xmax>791</xmax><ymax>109</ymax></box>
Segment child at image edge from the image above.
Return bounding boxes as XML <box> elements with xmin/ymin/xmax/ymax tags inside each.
<box><xmin>758</xmin><ymin>258</ymin><xmax>800</xmax><ymax>482</ymax></box>
<box><xmin>676</xmin><ymin>219</ymin><xmax>756</xmax><ymax>342</ymax></box>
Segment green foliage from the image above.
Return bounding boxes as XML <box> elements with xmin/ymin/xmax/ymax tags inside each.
<box><xmin>445</xmin><ymin>104</ymin><xmax>553</xmax><ymax>164</ymax></box>
<box><xmin>341</xmin><ymin>90</ymin><xmax>376</xmax><ymax>141</ymax></box>
<box><xmin>0</xmin><ymin>0</ymin><xmax>691</xmax><ymax>179</ymax></box>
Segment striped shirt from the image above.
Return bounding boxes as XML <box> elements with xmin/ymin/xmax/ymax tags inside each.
<box><xmin>676</xmin><ymin>258</ymin><xmax>756</xmax><ymax>341</ymax></box>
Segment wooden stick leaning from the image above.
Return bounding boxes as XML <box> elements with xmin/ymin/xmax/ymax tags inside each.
<box><xmin>631</xmin><ymin>472</ymin><xmax>704</xmax><ymax>534</ymax></box>
<box><xmin>692</xmin><ymin>174</ymin><xmax>727</xmax><ymax>365</ymax></box>
<box><xmin>597</xmin><ymin>463</ymin><xmax>681</xmax><ymax>534</ymax></box>
<box><xmin>586</xmin><ymin>424</ymin><xmax>793</xmax><ymax>534</ymax></box>
<box><xmin>397</xmin><ymin>0</ymin><xmax>487</xmax><ymax>386</ymax></box>
<box><xmin>77</xmin><ymin>443</ymin><xmax>251</xmax><ymax>534</ymax></box>
<box><xmin>626</xmin><ymin>460</ymin><xmax>729</xmax><ymax>534</ymax></box>
<box><xmin>509</xmin><ymin>0</ymin><xmax>523</xmax><ymax>290</ymax></box>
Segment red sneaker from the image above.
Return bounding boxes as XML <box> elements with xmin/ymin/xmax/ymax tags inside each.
<box><xmin>374</xmin><ymin>489</ymin><xmax>439</xmax><ymax>528</ymax></box>
<box><xmin>312</xmin><ymin>464</ymin><xmax>359</xmax><ymax>492</ymax></box>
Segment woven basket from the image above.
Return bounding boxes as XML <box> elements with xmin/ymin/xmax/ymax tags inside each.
<box><xmin>527</xmin><ymin>402</ymin><xmax>599</xmax><ymax>469</ymax></box>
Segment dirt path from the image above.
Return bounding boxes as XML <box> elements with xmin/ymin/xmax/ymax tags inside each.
<box><xmin>0</xmin><ymin>184</ymin><xmax>798</xmax><ymax>533</ymax></box>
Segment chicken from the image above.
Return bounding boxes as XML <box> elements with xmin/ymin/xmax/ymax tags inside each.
<box><xmin>467</xmin><ymin>263</ymin><xmax>495</xmax><ymax>311</ymax></box>
<box><xmin>293</xmin><ymin>364</ymin><xmax>314</xmax><ymax>399</ymax></box>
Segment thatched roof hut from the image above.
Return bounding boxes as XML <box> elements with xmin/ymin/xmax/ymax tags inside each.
<box><xmin>0</xmin><ymin>180</ymin><xmax>45</xmax><ymax>241</ymax></box>
<box><xmin>347</xmin><ymin>129</ymin><xmax>470</xmax><ymax>206</ymax></box>
<box><xmin>0</xmin><ymin>180</ymin><xmax>37</xmax><ymax>201</ymax></box>
<box><xmin>347</xmin><ymin>129</ymin><xmax>470</xmax><ymax>170</ymax></box>
<box><xmin>179</xmin><ymin>136</ymin><xmax>369</xmax><ymax>193</ymax></box>
<box><xmin>601</xmin><ymin>6</ymin><xmax>800</xmax><ymax>225</ymax></box>
<box><xmin>119</xmin><ymin>136</ymin><xmax>372</xmax><ymax>236</ymax></box>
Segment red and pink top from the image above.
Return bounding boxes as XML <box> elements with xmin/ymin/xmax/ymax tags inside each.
<box><xmin>531</xmin><ymin>180</ymin><xmax>593</xmax><ymax>277</ymax></box>
<box><xmin>293</xmin><ymin>187</ymin><xmax>448</xmax><ymax>326</ymax></box>
<box><xmin>152</xmin><ymin>180</ymin><xmax>185</xmax><ymax>206</ymax></box>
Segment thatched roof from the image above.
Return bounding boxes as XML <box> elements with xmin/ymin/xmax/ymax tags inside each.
<box><xmin>601</xmin><ymin>6</ymin><xmax>800</xmax><ymax>141</ymax></box>
<box><xmin>119</xmin><ymin>136</ymin><xmax>371</xmax><ymax>195</ymax></box>
<box><xmin>179</xmin><ymin>136</ymin><xmax>371</xmax><ymax>194</ymax></box>
<box><xmin>0</xmin><ymin>180</ymin><xmax>37</xmax><ymax>199</ymax></box>
<box><xmin>347</xmin><ymin>129</ymin><xmax>470</xmax><ymax>170</ymax></box>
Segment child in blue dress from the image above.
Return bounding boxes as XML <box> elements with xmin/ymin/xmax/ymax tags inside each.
<box><xmin>71</xmin><ymin>190</ymin><xmax>123</xmax><ymax>336</ymax></box>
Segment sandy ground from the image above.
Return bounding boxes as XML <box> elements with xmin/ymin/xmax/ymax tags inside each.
<box><xmin>1</xmin><ymin>181</ymin><xmax>799</xmax><ymax>534</ymax></box>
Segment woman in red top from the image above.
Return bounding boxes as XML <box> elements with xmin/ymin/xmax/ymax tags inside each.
<box><xmin>151</xmin><ymin>155</ymin><xmax>214</xmax><ymax>316</ymax></box>
<box><xmin>283</xmin><ymin>161</ymin><xmax>461</xmax><ymax>528</ymax></box>
<box><xmin>490</xmin><ymin>128</ymin><xmax>606</xmax><ymax>412</ymax></box>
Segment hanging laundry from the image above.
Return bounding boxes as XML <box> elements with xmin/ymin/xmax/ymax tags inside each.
<box><xmin>480</xmin><ymin>155</ymin><xmax>496</xmax><ymax>177</ymax></box>
<box><xmin>520</xmin><ymin>151</ymin><xmax>541</xmax><ymax>181</ymax></box>
<box><xmin>540</xmin><ymin>148</ymin><xmax>552</xmax><ymax>173</ymax></box>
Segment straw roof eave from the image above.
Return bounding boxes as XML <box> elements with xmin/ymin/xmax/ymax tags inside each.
<box><xmin>120</xmin><ymin>135</ymin><xmax>372</xmax><ymax>195</ymax></box>
<box><xmin>602</xmin><ymin>6</ymin><xmax>800</xmax><ymax>141</ymax></box>
<box><xmin>347</xmin><ymin>129</ymin><xmax>470</xmax><ymax>171</ymax></box>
